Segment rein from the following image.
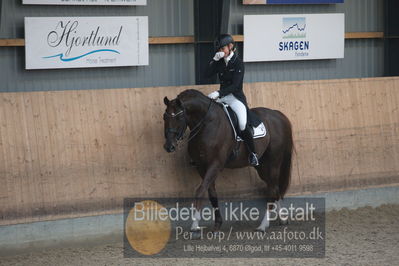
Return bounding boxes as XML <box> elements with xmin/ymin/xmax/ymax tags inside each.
<box><xmin>186</xmin><ymin>99</ymin><xmax>213</xmax><ymax>142</ymax></box>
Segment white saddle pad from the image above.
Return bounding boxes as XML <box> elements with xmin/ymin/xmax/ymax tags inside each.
<box><xmin>221</xmin><ymin>103</ymin><xmax>267</xmax><ymax>142</ymax></box>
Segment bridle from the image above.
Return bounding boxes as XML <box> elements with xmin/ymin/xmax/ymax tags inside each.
<box><xmin>164</xmin><ymin>98</ymin><xmax>213</xmax><ymax>143</ymax></box>
<box><xmin>164</xmin><ymin>109</ymin><xmax>186</xmax><ymax>141</ymax></box>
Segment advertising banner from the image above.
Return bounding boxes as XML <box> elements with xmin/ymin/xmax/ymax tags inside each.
<box><xmin>244</xmin><ymin>14</ymin><xmax>345</xmax><ymax>62</ymax></box>
<box><xmin>243</xmin><ymin>0</ymin><xmax>343</xmax><ymax>4</ymax></box>
<box><xmin>25</xmin><ymin>17</ymin><xmax>149</xmax><ymax>69</ymax></box>
<box><xmin>23</xmin><ymin>0</ymin><xmax>146</xmax><ymax>6</ymax></box>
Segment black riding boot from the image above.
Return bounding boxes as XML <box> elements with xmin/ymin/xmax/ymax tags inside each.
<box><xmin>240</xmin><ymin>125</ymin><xmax>259</xmax><ymax>166</ymax></box>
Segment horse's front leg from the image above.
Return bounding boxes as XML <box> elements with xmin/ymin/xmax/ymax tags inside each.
<box><xmin>190</xmin><ymin>164</ymin><xmax>220</xmax><ymax>232</ymax></box>
<box><xmin>208</xmin><ymin>181</ymin><xmax>223</xmax><ymax>232</ymax></box>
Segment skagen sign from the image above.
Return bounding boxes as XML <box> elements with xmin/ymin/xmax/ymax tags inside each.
<box><xmin>23</xmin><ymin>0</ymin><xmax>146</xmax><ymax>6</ymax></box>
<box><xmin>25</xmin><ymin>17</ymin><xmax>149</xmax><ymax>69</ymax></box>
<box><xmin>244</xmin><ymin>14</ymin><xmax>344</xmax><ymax>62</ymax></box>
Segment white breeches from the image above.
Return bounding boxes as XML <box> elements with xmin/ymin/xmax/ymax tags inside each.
<box><xmin>217</xmin><ymin>94</ymin><xmax>247</xmax><ymax>131</ymax></box>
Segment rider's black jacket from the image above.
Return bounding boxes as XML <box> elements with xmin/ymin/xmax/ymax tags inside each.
<box><xmin>204</xmin><ymin>52</ymin><xmax>247</xmax><ymax>106</ymax></box>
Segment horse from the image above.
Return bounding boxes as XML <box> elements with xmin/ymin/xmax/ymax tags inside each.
<box><xmin>163</xmin><ymin>89</ymin><xmax>293</xmax><ymax>232</ymax></box>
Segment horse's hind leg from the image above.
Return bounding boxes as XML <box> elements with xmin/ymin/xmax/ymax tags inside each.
<box><xmin>255</xmin><ymin>155</ymin><xmax>283</xmax><ymax>232</ymax></box>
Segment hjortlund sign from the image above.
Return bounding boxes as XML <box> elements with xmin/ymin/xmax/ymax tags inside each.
<box><xmin>23</xmin><ymin>0</ymin><xmax>146</xmax><ymax>5</ymax></box>
<box><xmin>244</xmin><ymin>14</ymin><xmax>345</xmax><ymax>62</ymax></box>
<box><xmin>25</xmin><ymin>17</ymin><xmax>149</xmax><ymax>69</ymax></box>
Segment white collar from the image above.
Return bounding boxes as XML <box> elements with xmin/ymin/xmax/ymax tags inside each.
<box><xmin>224</xmin><ymin>51</ymin><xmax>234</xmax><ymax>66</ymax></box>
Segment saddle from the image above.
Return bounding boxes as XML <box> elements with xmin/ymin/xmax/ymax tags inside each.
<box><xmin>219</xmin><ymin>103</ymin><xmax>267</xmax><ymax>141</ymax></box>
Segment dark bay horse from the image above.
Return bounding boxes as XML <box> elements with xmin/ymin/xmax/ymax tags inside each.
<box><xmin>163</xmin><ymin>89</ymin><xmax>293</xmax><ymax>232</ymax></box>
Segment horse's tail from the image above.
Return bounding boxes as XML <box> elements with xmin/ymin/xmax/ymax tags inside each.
<box><xmin>278</xmin><ymin>116</ymin><xmax>294</xmax><ymax>199</ymax></box>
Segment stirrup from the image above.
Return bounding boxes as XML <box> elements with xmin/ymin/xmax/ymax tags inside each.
<box><xmin>249</xmin><ymin>152</ymin><xmax>259</xmax><ymax>166</ymax></box>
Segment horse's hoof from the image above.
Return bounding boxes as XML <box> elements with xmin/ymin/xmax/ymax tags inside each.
<box><xmin>254</xmin><ymin>226</ymin><xmax>268</xmax><ymax>232</ymax></box>
<box><xmin>191</xmin><ymin>225</ymin><xmax>201</xmax><ymax>231</ymax></box>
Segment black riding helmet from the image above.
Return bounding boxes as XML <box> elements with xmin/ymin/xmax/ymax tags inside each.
<box><xmin>214</xmin><ymin>34</ymin><xmax>235</xmax><ymax>52</ymax></box>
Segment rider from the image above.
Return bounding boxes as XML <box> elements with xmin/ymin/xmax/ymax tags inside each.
<box><xmin>205</xmin><ymin>34</ymin><xmax>259</xmax><ymax>166</ymax></box>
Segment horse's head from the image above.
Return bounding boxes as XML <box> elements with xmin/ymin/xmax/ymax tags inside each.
<box><xmin>163</xmin><ymin>96</ymin><xmax>187</xmax><ymax>153</ymax></box>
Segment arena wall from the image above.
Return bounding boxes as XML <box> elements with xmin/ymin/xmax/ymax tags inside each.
<box><xmin>0</xmin><ymin>77</ymin><xmax>398</xmax><ymax>225</ymax></box>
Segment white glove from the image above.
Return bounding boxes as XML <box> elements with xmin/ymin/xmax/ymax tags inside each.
<box><xmin>208</xmin><ymin>91</ymin><xmax>220</xmax><ymax>100</ymax></box>
<box><xmin>213</xmin><ymin>52</ymin><xmax>225</xmax><ymax>61</ymax></box>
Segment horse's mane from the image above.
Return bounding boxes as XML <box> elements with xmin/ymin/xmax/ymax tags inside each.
<box><xmin>177</xmin><ymin>89</ymin><xmax>208</xmax><ymax>101</ymax></box>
